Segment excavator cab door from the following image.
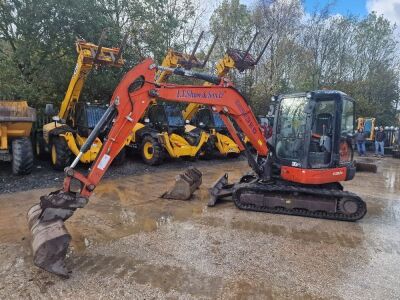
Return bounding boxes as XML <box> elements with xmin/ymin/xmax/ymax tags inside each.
<box><xmin>274</xmin><ymin>91</ymin><xmax>355</xmax><ymax>169</ymax></box>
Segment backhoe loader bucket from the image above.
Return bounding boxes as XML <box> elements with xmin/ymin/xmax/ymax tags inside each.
<box><xmin>27</xmin><ymin>190</ymin><xmax>89</xmax><ymax>277</ymax></box>
<box><xmin>161</xmin><ymin>167</ymin><xmax>202</xmax><ymax>200</ymax></box>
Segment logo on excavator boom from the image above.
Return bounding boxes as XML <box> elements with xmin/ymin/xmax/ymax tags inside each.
<box><xmin>332</xmin><ymin>171</ymin><xmax>343</xmax><ymax>176</ymax></box>
<box><xmin>235</xmin><ymin>100</ymin><xmax>257</xmax><ymax>134</ymax></box>
<box><xmin>176</xmin><ymin>90</ymin><xmax>224</xmax><ymax>99</ymax></box>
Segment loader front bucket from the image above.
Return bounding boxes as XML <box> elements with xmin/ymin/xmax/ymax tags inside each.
<box><xmin>162</xmin><ymin>167</ymin><xmax>202</xmax><ymax>200</ymax></box>
<box><xmin>27</xmin><ymin>190</ymin><xmax>89</xmax><ymax>277</ymax></box>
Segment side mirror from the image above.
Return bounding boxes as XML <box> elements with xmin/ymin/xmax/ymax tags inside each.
<box><xmin>45</xmin><ymin>103</ymin><xmax>55</xmax><ymax>116</ymax></box>
<box><xmin>52</xmin><ymin>116</ymin><xmax>60</xmax><ymax>122</ymax></box>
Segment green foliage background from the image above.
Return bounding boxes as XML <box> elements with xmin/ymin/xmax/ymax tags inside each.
<box><xmin>0</xmin><ymin>0</ymin><xmax>399</xmax><ymax>125</ymax></box>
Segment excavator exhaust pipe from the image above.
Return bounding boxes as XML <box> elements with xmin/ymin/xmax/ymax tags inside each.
<box><xmin>161</xmin><ymin>167</ymin><xmax>202</xmax><ymax>200</ymax></box>
<box><xmin>27</xmin><ymin>190</ymin><xmax>89</xmax><ymax>277</ymax></box>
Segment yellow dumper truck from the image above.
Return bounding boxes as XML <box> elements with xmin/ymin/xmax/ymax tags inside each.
<box><xmin>0</xmin><ymin>101</ymin><xmax>36</xmax><ymax>174</ymax></box>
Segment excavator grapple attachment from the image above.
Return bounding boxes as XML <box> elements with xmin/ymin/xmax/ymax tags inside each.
<box><xmin>162</xmin><ymin>167</ymin><xmax>202</xmax><ymax>200</ymax></box>
<box><xmin>27</xmin><ymin>190</ymin><xmax>88</xmax><ymax>277</ymax></box>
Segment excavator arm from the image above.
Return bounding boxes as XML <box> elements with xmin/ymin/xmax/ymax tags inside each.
<box><xmin>69</xmin><ymin>59</ymin><xmax>268</xmax><ymax>196</ymax></box>
<box><xmin>27</xmin><ymin>58</ymin><xmax>269</xmax><ymax>277</ymax></box>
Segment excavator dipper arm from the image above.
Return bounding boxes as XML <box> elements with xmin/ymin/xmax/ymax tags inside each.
<box><xmin>27</xmin><ymin>58</ymin><xmax>269</xmax><ymax>277</ymax></box>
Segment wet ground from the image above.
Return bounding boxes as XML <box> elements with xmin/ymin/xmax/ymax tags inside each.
<box><xmin>0</xmin><ymin>156</ymin><xmax>400</xmax><ymax>299</ymax></box>
<box><xmin>0</xmin><ymin>154</ymin><xmax>211</xmax><ymax>194</ymax></box>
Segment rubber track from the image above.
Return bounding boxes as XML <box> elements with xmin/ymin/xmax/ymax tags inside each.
<box><xmin>232</xmin><ymin>181</ymin><xmax>367</xmax><ymax>221</ymax></box>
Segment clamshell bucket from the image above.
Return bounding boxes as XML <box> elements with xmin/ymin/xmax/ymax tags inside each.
<box><xmin>162</xmin><ymin>167</ymin><xmax>202</xmax><ymax>200</ymax></box>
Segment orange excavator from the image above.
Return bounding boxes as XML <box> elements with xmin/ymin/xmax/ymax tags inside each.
<box><xmin>27</xmin><ymin>59</ymin><xmax>366</xmax><ymax>277</ymax></box>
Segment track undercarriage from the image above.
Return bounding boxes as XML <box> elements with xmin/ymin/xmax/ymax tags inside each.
<box><xmin>210</xmin><ymin>173</ymin><xmax>367</xmax><ymax>221</ymax></box>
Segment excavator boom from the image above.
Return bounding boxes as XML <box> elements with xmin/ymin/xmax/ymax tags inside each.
<box><xmin>72</xmin><ymin>59</ymin><xmax>268</xmax><ymax>194</ymax></box>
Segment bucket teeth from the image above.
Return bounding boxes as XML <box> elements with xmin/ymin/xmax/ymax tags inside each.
<box><xmin>27</xmin><ymin>190</ymin><xmax>89</xmax><ymax>278</ymax></box>
<box><xmin>162</xmin><ymin>167</ymin><xmax>202</xmax><ymax>200</ymax></box>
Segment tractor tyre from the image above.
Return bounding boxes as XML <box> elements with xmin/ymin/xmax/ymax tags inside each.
<box><xmin>112</xmin><ymin>147</ymin><xmax>126</xmax><ymax>166</ymax></box>
<box><xmin>50</xmin><ymin>136</ymin><xmax>72</xmax><ymax>171</ymax></box>
<box><xmin>140</xmin><ymin>135</ymin><xmax>164</xmax><ymax>165</ymax></box>
<box><xmin>12</xmin><ymin>137</ymin><xmax>34</xmax><ymax>175</ymax></box>
<box><xmin>34</xmin><ymin>132</ymin><xmax>47</xmax><ymax>160</ymax></box>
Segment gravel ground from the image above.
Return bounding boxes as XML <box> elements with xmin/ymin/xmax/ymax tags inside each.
<box><xmin>0</xmin><ymin>156</ymin><xmax>399</xmax><ymax>299</ymax></box>
<box><xmin>0</xmin><ymin>155</ymin><xmax>244</xmax><ymax>194</ymax></box>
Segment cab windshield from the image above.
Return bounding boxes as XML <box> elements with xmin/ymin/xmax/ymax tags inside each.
<box><xmin>164</xmin><ymin>105</ymin><xmax>185</xmax><ymax>127</ymax></box>
<box><xmin>275</xmin><ymin>97</ymin><xmax>308</xmax><ymax>161</ymax></box>
<box><xmin>86</xmin><ymin>106</ymin><xmax>107</xmax><ymax>129</ymax></box>
<box><xmin>212</xmin><ymin>112</ymin><xmax>226</xmax><ymax>129</ymax></box>
<box><xmin>341</xmin><ymin>99</ymin><xmax>354</xmax><ymax>135</ymax></box>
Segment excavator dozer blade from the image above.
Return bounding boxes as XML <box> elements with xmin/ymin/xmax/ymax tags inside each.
<box><xmin>27</xmin><ymin>190</ymin><xmax>88</xmax><ymax>277</ymax></box>
<box><xmin>208</xmin><ymin>173</ymin><xmax>234</xmax><ymax>206</ymax></box>
<box><xmin>161</xmin><ymin>167</ymin><xmax>202</xmax><ymax>200</ymax></box>
<box><xmin>355</xmin><ymin>158</ymin><xmax>377</xmax><ymax>173</ymax></box>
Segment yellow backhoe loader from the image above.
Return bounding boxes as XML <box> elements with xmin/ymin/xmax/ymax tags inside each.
<box><xmin>36</xmin><ymin>35</ymin><xmax>126</xmax><ymax>170</ymax></box>
<box><xmin>128</xmin><ymin>32</ymin><xmax>216</xmax><ymax>165</ymax></box>
<box><xmin>183</xmin><ymin>33</ymin><xmax>272</xmax><ymax>157</ymax></box>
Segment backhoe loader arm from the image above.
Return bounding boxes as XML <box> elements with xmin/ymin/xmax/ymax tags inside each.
<box><xmin>58</xmin><ymin>40</ymin><xmax>125</xmax><ymax>120</ymax></box>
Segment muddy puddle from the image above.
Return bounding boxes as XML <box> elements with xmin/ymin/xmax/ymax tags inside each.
<box><xmin>1</xmin><ymin>158</ymin><xmax>400</xmax><ymax>299</ymax></box>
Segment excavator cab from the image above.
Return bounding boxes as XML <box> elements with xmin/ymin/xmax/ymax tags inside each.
<box><xmin>274</xmin><ymin>91</ymin><xmax>354</xmax><ymax>170</ymax></box>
